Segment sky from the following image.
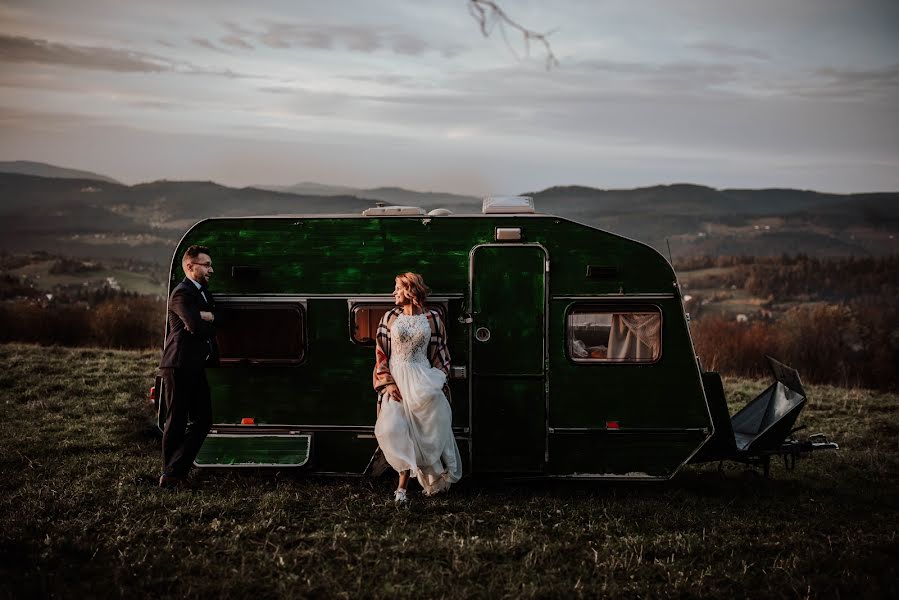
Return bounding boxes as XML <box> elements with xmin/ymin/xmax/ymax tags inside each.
<box><xmin>0</xmin><ymin>0</ymin><xmax>897</xmax><ymax>195</ymax></box>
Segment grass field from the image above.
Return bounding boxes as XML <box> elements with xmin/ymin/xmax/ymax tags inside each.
<box><xmin>1</xmin><ymin>343</ymin><xmax>896</xmax><ymax>599</ymax></box>
<box><xmin>9</xmin><ymin>259</ymin><xmax>166</xmax><ymax>297</ymax></box>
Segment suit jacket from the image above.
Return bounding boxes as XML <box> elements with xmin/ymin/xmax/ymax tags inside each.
<box><xmin>159</xmin><ymin>278</ymin><xmax>221</xmax><ymax>369</ymax></box>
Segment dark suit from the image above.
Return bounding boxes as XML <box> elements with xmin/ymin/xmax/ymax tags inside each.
<box><xmin>158</xmin><ymin>278</ymin><xmax>221</xmax><ymax>477</ymax></box>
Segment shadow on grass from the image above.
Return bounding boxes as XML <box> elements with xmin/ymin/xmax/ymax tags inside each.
<box><xmin>152</xmin><ymin>460</ymin><xmax>821</xmax><ymax>503</ymax></box>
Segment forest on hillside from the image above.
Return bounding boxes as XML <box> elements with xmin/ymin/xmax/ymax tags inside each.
<box><xmin>674</xmin><ymin>255</ymin><xmax>899</xmax><ymax>299</ymax></box>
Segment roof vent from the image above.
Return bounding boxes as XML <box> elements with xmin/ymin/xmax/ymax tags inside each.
<box><xmin>428</xmin><ymin>208</ymin><xmax>453</xmax><ymax>216</ymax></box>
<box><xmin>362</xmin><ymin>205</ymin><xmax>426</xmax><ymax>216</ymax></box>
<box><xmin>482</xmin><ymin>196</ymin><xmax>535</xmax><ymax>214</ymax></box>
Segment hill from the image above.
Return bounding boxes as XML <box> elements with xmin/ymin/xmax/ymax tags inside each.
<box><xmin>1</xmin><ymin>173</ymin><xmax>897</xmax><ymax>264</ymax></box>
<box><xmin>0</xmin><ymin>174</ymin><xmax>374</xmax><ymax>263</ymax></box>
<box><xmin>529</xmin><ymin>184</ymin><xmax>899</xmax><ymax>257</ymax></box>
<box><xmin>258</xmin><ymin>181</ymin><xmax>479</xmax><ymax>208</ymax></box>
<box><xmin>0</xmin><ymin>160</ymin><xmax>120</xmax><ymax>184</ymax></box>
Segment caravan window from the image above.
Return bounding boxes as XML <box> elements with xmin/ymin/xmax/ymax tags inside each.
<box><xmin>217</xmin><ymin>303</ymin><xmax>305</xmax><ymax>364</ymax></box>
<box><xmin>567</xmin><ymin>307</ymin><xmax>662</xmax><ymax>363</ymax></box>
<box><xmin>351</xmin><ymin>304</ymin><xmax>395</xmax><ymax>344</ymax></box>
<box><xmin>351</xmin><ymin>303</ymin><xmax>446</xmax><ymax>344</ymax></box>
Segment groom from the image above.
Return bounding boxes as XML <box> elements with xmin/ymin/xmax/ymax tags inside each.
<box><xmin>158</xmin><ymin>245</ymin><xmax>221</xmax><ymax>488</ymax></box>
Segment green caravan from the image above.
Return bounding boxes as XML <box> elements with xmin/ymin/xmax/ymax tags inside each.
<box><xmin>150</xmin><ymin>197</ymin><xmax>837</xmax><ymax>480</ymax></box>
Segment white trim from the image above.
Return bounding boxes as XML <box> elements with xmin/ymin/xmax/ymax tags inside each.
<box><xmin>553</xmin><ymin>294</ymin><xmax>676</xmax><ymax>301</ymax></box>
<box><xmin>549</xmin><ymin>427</ymin><xmax>710</xmax><ymax>433</ymax></box>
<box><xmin>344</xmin><ymin>295</ymin><xmax>462</xmax><ymax>302</ymax></box>
<box><xmin>545</xmin><ymin>472</ymin><xmax>662</xmax><ymax>481</ymax></box>
<box><xmin>215</xmin><ymin>295</ymin><xmax>308</xmax><ymax>304</ymax></box>
<box><xmin>214</xmin><ymin>294</ymin><xmax>462</xmax><ymax>301</ymax></box>
<box><xmin>669</xmin><ymin>278</ymin><xmax>716</xmax><ymax>479</ymax></box>
<box><xmin>209</xmin><ymin>424</ymin><xmax>471</xmax><ymax>434</ymax></box>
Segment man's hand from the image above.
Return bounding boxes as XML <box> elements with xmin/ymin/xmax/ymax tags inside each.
<box><xmin>385</xmin><ymin>383</ymin><xmax>402</xmax><ymax>402</ymax></box>
<box><xmin>200</xmin><ymin>311</ymin><xmax>214</xmax><ymax>322</ymax></box>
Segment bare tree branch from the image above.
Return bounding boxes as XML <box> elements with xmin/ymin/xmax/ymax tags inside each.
<box><xmin>467</xmin><ymin>0</ymin><xmax>559</xmax><ymax>69</ymax></box>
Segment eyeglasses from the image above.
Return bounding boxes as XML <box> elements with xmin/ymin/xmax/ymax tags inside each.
<box><xmin>191</xmin><ymin>262</ymin><xmax>212</xmax><ymax>268</ymax></box>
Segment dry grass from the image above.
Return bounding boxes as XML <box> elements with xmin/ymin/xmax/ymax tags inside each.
<box><xmin>1</xmin><ymin>343</ymin><xmax>896</xmax><ymax>599</ymax></box>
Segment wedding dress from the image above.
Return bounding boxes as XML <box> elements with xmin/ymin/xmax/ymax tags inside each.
<box><xmin>374</xmin><ymin>313</ymin><xmax>462</xmax><ymax>495</ymax></box>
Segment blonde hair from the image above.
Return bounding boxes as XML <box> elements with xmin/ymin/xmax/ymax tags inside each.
<box><xmin>395</xmin><ymin>272</ymin><xmax>430</xmax><ymax>307</ymax></box>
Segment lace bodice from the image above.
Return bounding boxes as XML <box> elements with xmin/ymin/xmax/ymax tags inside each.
<box><xmin>390</xmin><ymin>313</ymin><xmax>430</xmax><ymax>365</ymax></box>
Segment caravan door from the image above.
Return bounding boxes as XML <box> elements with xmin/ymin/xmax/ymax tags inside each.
<box><xmin>469</xmin><ymin>244</ymin><xmax>547</xmax><ymax>472</ymax></box>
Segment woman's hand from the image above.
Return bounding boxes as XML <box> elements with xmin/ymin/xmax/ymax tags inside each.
<box><xmin>385</xmin><ymin>383</ymin><xmax>403</xmax><ymax>402</ymax></box>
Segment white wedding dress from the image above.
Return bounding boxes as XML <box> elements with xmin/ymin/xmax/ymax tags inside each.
<box><xmin>374</xmin><ymin>313</ymin><xmax>462</xmax><ymax>494</ymax></box>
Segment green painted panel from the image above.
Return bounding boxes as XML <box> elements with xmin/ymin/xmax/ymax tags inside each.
<box><xmin>183</xmin><ymin>218</ymin><xmax>482</xmax><ymax>295</ymax></box>
<box><xmin>195</xmin><ymin>435</ymin><xmax>310</xmax><ymax>466</ymax></box>
<box><xmin>309</xmin><ymin>431</ymin><xmax>378</xmax><ymax>473</ymax></box>
<box><xmin>206</xmin><ymin>298</ymin><xmax>469</xmax><ymax>428</ymax></box>
<box><xmin>548</xmin><ymin>432</ymin><xmax>707</xmax><ymax>477</ymax></box>
<box><xmin>177</xmin><ymin>216</ymin><xmax>674</xmax><ymax>298</ymax></box>
<box><xmin>472</xmin><ymin>378</ymin><xmax>545</xmax><ymax>472</ymax></box>
<box><xmin>165</xmin><ymin>215</ymin><xmax>706</xmax><ymax>476</ymax></box>
<box><xmin>548</xmin><ymin>299</ymin><xmax>710</xmax><ymax>430</ymax></box>
<box><xmin>472</xmin><ymin>246</ymin><xmax>545</xmax><ymax>375</ymax></box>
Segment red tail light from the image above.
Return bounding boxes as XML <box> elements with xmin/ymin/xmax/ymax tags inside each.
<box><xmin>241</xmin><ymin>417</ymin><xmax>255</xmax><ymax>425</ymax></box>
<box><xmin>606</xmin><ymin>421</ymin><xmax>620</xmax><ymax>430</ymax></box>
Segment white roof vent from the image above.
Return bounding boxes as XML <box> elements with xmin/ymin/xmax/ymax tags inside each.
<box><xmin>427</xmin><ymin>208</ymin><xmax>453</xmax><ymax>216</ymax></box>
<box><xmin>482</xmin><ymin>196</ymin><xmax>535</xmax><ymax>214</ymax></box>
<box><xmin>362</xmin><ymin>205</ymin><xmax>426</xmax><ymax>216</ymax></box>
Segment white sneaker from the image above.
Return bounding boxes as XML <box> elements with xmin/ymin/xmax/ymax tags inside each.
<box><xmin>393</xmin><ymin>488</ymin><xmax>408</xmax><ymax>503</ymax></box>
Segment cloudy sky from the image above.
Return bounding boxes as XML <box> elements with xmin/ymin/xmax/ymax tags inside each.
<box><xmin>1</xmin><ymin>0</ymin><xmax>897</xmax><ymax>194</ymax></box>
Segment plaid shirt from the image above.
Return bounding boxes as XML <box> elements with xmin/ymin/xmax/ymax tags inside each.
<box><xmin>373</xmin><ymin>306</ymin><xmax>452</xmax><ymax>404</ymax></box>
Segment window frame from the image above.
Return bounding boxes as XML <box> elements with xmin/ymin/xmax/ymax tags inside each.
<box><xmin>564</xmin><ymin>302</ymin><xmax>664</xmax><ymax>365</ymax></box>
<box><xmin>348</xmin><ymin>299</ymin><xmax>447</xmax><ymax>346</ymax></box>
<box><xmin>214</xmin><ymin>296</ymin><xmax>308</xmax><ymax>366</ymax></box>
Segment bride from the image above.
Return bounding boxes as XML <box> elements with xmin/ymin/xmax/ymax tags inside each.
<box><xmin>373</xmin><ymin>272</ymin><xmax>462</xmax><ymax>502</ymax></box>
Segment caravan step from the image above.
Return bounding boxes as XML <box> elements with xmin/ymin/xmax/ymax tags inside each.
<box><xmin>194</xmin><ymin>434</ymin><xmax>311</xmax><ymax>467</ymax></box>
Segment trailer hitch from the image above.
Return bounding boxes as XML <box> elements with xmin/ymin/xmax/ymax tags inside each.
<box><xmin>778</xmin><ymin>433</ymin><xmax>840</xmax><ymax>472</ymax></box>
